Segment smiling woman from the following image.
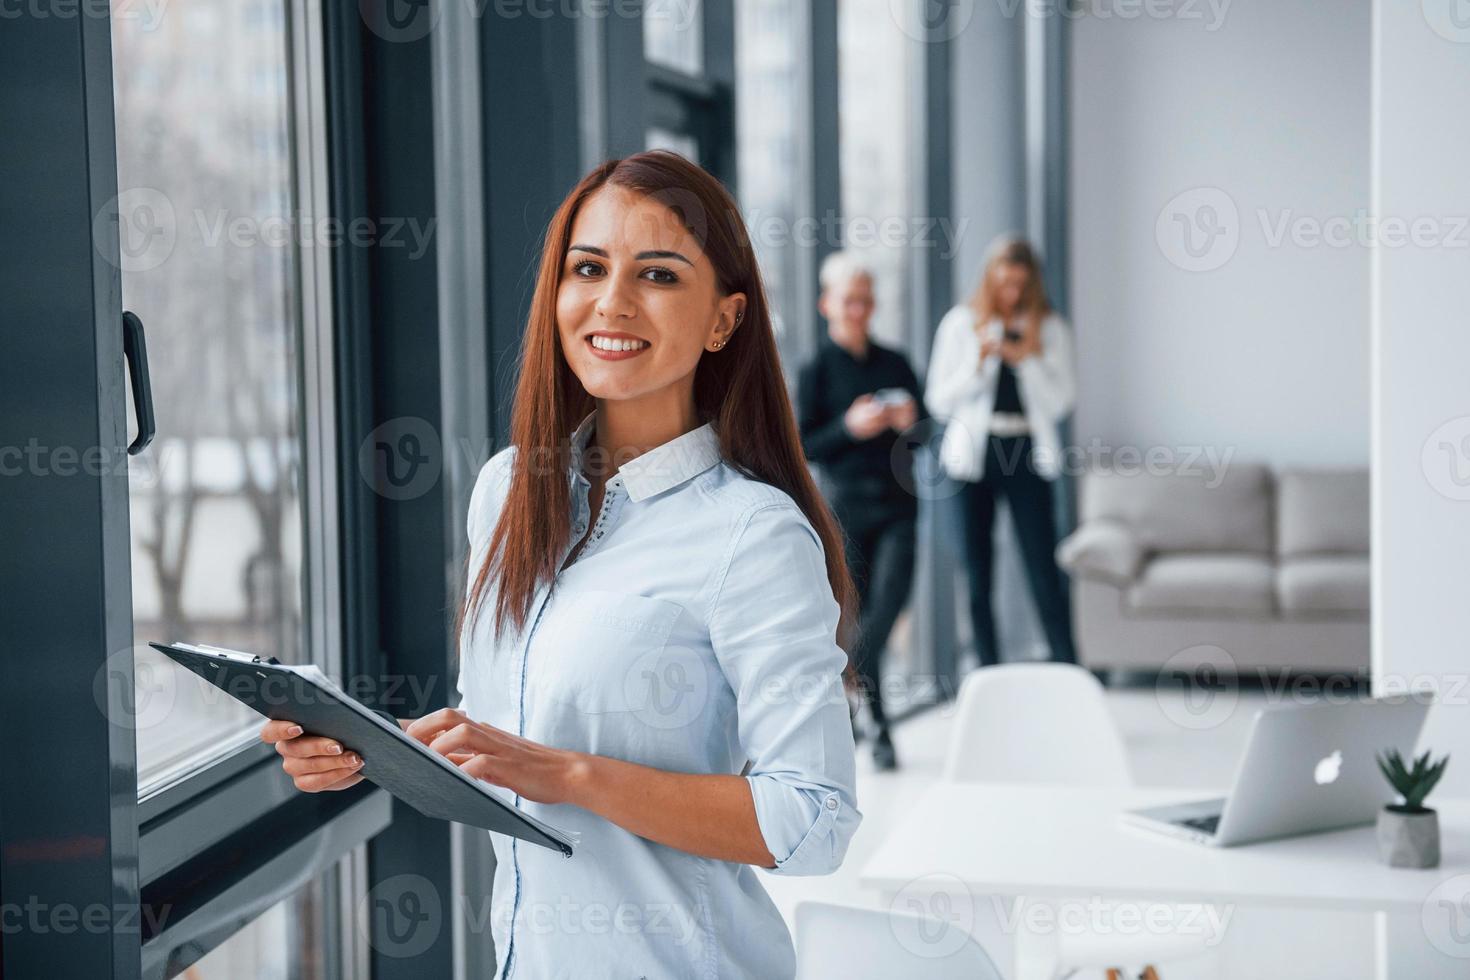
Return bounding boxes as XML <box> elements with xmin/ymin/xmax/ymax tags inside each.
<box><xmin>263</xmin><ymin>150</ymin><xmax>861</xmax><ymax>979</ymax></box>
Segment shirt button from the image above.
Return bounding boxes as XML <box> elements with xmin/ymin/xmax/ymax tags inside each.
<box><xmin>825</xmin><ymin>797</ymin><xmax>838</xmax><ymax>811</ymax></box>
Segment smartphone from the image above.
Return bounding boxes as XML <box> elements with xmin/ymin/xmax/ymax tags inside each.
<box><xmin>872</xmin><ymin>387</ymin><xmax>912</xmax><ymax>407</ymax></box>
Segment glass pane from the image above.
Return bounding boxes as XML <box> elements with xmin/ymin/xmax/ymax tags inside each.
<box><xmin>646</xmin><ymin>126</ymin><xmax>700</xmax><ymax>163</ymax></box>
<box><xmin>837</xmin><ymin>0</ymin><xmax>923</xmax><ymax>686</ymax></box>
<box><xmin>838</xmin><ymin>0</ymin><xmax>913</xmax><ymax>351</ymax></box>
<box><xmin>185</xmin><ymin>871</ymin><xmax>333</xmax><ymax>979</ymax></box>
<box><xmin>735</xmin><ymin>0</ymin><xmax>802</xmax><ymax>372</ymax></box>
<box><xmin>111</xmin><ymin>0</ymin><xmax>309</xmax><ymax>793</ymax></box>
<box><xmin>644</xmin><ymin>0</ymin><xmax>703</xmax><ymax>74</ymax></box>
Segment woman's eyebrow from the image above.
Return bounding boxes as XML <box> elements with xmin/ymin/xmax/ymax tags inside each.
<box><xmin>636</xmin><ymin>249</ymin><xmax>693</xmax><ymax>266</ymax></box>
<box><xmin>567</xmin><ymin>244</ymin><xmax>693</xmax><ymax>267</ymax></box>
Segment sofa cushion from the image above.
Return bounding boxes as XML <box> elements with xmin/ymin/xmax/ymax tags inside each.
<box><xmin>1128</xmin><ymin>553</ymin><xmax>1275</xmax><ymax>615</ymax></box>
<box><xmin>1081</xmin><ymin>464</ymin><xmax>1272</xmax><ymax>554</ymax></box>
<box><xmin>1277</xmin><ymin>556</ymin><xmax>1370</xmax><ymax>615</ymax></box>
<box><xmin>1277</xmin><ymin>468</ymin><xmax>1369</xmax><ymax>557</ymax></box>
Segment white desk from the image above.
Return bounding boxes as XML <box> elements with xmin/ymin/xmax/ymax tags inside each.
<box><xmin>860</xmin><ymin>783</ymin><xmax>1470</xmax><ymax>978</ymax></box>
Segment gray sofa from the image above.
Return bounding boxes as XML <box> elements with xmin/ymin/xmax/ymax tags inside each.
<box><xmin>1056</xmin><ymin>465</ymin><xmax>1369</xmax><ymax>675</ymax></box>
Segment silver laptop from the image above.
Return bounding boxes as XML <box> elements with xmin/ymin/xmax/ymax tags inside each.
<box><xmin>1122</xmin><ymin>698</ymin><xmax>1430</xmax><ymax>846</ymax></box>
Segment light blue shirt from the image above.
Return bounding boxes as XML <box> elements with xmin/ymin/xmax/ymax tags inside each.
<box><xmin>456</xmin><ymin>413</ymin><xmax>861</xmax><ymax>979</ymax></box>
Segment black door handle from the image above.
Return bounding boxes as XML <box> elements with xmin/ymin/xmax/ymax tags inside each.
<box><xmin>122</xmin><ymin>311</ymin><xmax>156</xmax><ymax>455</ymax></box>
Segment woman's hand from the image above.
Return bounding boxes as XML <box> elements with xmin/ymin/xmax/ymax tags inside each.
<box><xmin>1000</xmin><ymin>328</ymin><xmax>1042</xmax><ymax>365</ymax></box>
<box><xmin>260</xmin><ymin>719</ymin><xmax>366</xmax><ymax>792</ymax></box>
<box><xmin>406</xmin><ymin>708</ymin><xmax>587</xmax><ymax>806</ymax></box>
<box><xmin>409</xmin><ymin>710</ymin><xmax>774</xmax><ymax>865</ymax></box>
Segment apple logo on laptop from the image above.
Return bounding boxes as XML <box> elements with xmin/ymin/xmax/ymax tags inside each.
<box><xmin>1314</xmin><ymin>750</ymin><xmax>1343</xmax><ymax>786</ymax></box>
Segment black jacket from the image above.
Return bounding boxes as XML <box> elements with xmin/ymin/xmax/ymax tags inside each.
<box><xmin>796</xmin><ymin>337</ymin><xmax>928</xmax><ymax>512</ymax></box>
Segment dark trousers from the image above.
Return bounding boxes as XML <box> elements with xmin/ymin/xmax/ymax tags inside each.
<box><xmin>959</xmin><ymin>435</ymin><xmax>1077</xmax><ymax>667</ymax></box>
<box><xmin>830</xmin><ymin>493</ymin><xmax>916</xmax><ymax>732</ymax></box>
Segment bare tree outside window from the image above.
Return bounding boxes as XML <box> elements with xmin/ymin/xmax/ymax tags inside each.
<box><xmin>112</xmin><ymin>0</ymin><xmax>307</xmax><ymax>791</ymax></box>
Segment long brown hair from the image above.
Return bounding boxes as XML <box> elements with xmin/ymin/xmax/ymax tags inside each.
<box><xmin>455</xmin><ymin>150</ymin><xmax>856</xmax><ymax>659</ymax></box>
<box><xmin>968</xmin><ymin>234</ymin><xmax>1050</xmax><ymax>340</ymax></box>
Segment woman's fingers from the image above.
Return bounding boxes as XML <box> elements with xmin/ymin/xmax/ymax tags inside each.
<box><xmin>456</xmin><ymin>752</ymin><xmax>506</xmax><ymax>786</ymax></box>
<box><xmin>428</xmin><ymin>723</ymin><xmax>480</xmax><ymax>756</ymax></box>
<box><xmin>282</xmin><ymin>751</ymin><xmax>362</xmax><ymax>776</ymax></box>
<box><xmin>274</xmin><ymin>734</ymin><xmax>350</xmax><ymax>759</ymax></box>
<box><xmin>315</xmin><ymin>771</ymin><xmax>367</xmax><ymax>792</ymax></box>
<box><xmin>262</xmin><ymin>719</ymin><xmax>370</xmax><ymax>793</ymax></box>
<box><xmin>293</xmin><ymin>766</ymin><xmax>366</xmax><ymax>793</ymax></box>
<box><xmin>283</xmin><ymin>751</ymin><xmax>364</xmax><ymax>787</ymax></box>
<box><xmin>260</xmin><ymin>719</ymin><xmax>305</xmax><ymax>744</ymax></box>
<box><xmin>428</xmin><ymin>721</ymin><xmax>507</xmax><ymax>758</ymax></box>
<box><xmin>405</xmin><ymin>707</ymin><xmax>470</xmax><ymax>745</ymax></box>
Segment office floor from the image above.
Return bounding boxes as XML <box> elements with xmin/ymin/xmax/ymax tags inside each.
<box><xmin>762</xmin><ymin>683</ymin><xmax>1367</xmax><ymax>979</ymax></box>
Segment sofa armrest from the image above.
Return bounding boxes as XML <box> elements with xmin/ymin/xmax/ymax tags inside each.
<box><xmin>1056</xmin><ymin>520</ymin><xmax>1144</xmax><ymax>586</ymax></box>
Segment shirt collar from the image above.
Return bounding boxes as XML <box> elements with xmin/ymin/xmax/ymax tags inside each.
<box><xmin>568</xmin><ymin>412</ymin><xmax>723</xmax><ymax>503</ymax></box>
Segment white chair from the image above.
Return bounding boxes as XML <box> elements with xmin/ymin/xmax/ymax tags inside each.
<box><xmin>943</xmin><ymin>663</ymin><xmax>1215</xmax><ymax>980</ymax></box>
<box><xmin>793</xmin><ymin>901</ymin><xmax>1005</xmax><ymax>980</ymax></box>
<box><xmin>944</xmin><ymin>662</ymin><xmax>1131</xmax><ymax>785</ymax></box>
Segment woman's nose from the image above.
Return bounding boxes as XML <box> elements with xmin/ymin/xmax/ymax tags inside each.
<box><xmin>594</xmin><ymin>277</ymin><xmax>637</xmax><ymax>320</ymax></box>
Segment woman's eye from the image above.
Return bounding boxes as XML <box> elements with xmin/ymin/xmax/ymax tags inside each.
<box><xmin>641</xmin><ymin>266</ymin><xmax>679</xmax><ymax>284</ymax></box>
<box><xmin>571</xmin><ymin>260</ymin><xmax>602</xmax><ymax>277</ymax></box>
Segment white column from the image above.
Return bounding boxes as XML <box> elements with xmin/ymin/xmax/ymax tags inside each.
<box><xmin>1372</xmin><ymin>1</ymin><xmax>1470</xmax><ymax>792</ymax></box>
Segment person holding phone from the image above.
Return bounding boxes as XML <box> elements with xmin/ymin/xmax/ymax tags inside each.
<box><xmin>796</xmin><ymin>251</ymin><xmax>926</xmax><ymax>771</ymax></box>
<box><xmin>261</xmin><ymin>151</ymin><xmax>860</xmax><ymax>979</ymax></box>
<box><xmin>925</xmin><ymin>235</ymin><xmax>1078</xmax><ymax>667</ymax></box>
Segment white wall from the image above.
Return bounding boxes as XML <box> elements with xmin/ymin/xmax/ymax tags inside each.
<box><xmin>1069</xmin><ymin>1</ymin><xmax>1371</xmax><ymax>467</ymax></box>
<box><xmin>1372</xmin><ymin>0</ymin><xmax>1470</xmax><ymax>795</ymax></box>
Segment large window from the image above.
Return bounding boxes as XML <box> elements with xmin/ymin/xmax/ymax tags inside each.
<box><xmin>735</xmin><ymin>0</ymin><xmax>804</xmax><ymax>367</ymax></box>
<box><xmin>644</xmin><ymin>0</ymin><xmax>703</xmax><ymax>75</ymax></box>
<box><xmin>181</xmin><ymin>870</ymin><xmax>338</xmax><ymax>979</ymax></box>
<box><xmin>836</xmin><ymin>0</ymin><xmax>924</xmax><ymax>685</ymax></box>
<box><xmin>111</xmin><ymin>0</ymin><xmax>329</xmax><ymax>795</ymax></box>
<box><xmin>837</xmin><ymin>0</ymin><xmax>915</xmax><ymax>350</ymax></box>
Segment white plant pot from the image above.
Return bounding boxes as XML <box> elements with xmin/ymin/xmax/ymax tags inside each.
<box><xmin>1376</xmin><ymin>806</ymin><xmax>1440</xmax><ymax>868</ymax></box>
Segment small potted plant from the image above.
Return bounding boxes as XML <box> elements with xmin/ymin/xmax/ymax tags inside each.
<box><xmin>1376</xmin><ymin>748</ymin><xmax>1449</xmax><ymax>868</ymax></box>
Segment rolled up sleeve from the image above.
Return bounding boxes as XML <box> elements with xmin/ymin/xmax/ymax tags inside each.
<box><xmin>708</xmin><ymin>501</ymin><xmax>862</xmax><ymax>876</ymax></box>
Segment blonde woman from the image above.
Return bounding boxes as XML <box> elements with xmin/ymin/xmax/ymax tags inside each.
<box><xmin>924</xmin><ymin>235</ymin><xmax>1077</xmax><ymax>666</ymax></box>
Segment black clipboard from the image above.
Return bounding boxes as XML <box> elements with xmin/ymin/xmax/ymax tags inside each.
<box><xmin>150</xmin><ymin>641</ymin><xmax>575</xmax><ymax>856</ymax></box>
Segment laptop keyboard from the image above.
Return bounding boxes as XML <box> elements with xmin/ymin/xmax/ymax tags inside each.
<box><xmin>1179</xmin><ymin>815</ymin><xmax>1221</xmax><ymax>834</ymax></box>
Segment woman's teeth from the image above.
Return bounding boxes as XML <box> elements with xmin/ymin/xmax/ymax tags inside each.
<box><xmin>590</xmin><ymin>335</ymin><xmax>650</xmax><ymax>351</ymax></box>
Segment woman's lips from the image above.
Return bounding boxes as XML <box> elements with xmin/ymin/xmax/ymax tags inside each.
<box><xmin>585</xmin><ymin>335</ymin><xmax>651</xmax><ymax>361</ymax></box>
